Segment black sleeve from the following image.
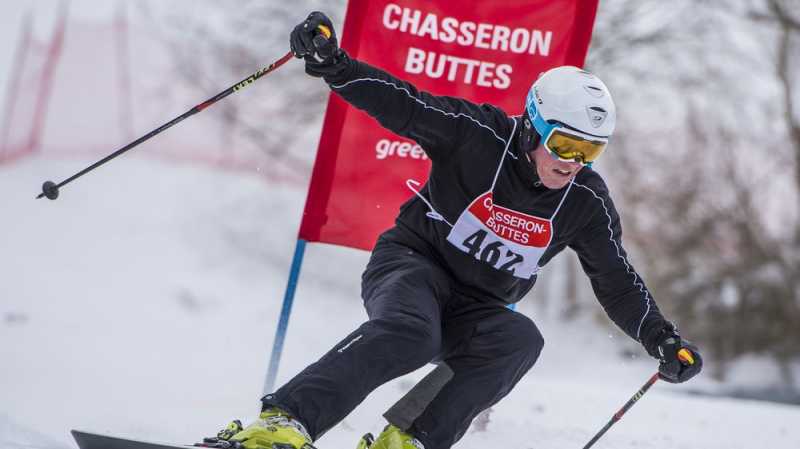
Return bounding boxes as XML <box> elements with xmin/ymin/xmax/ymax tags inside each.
<box><xmin>323</xmin><ymin>56</ymin><xmax>511</xmax><ymax>164</ymax></box>
<box><xmin>569</xmin><ymin>182</ymin><xmax>671</xmax><ymax>355</ymax></box>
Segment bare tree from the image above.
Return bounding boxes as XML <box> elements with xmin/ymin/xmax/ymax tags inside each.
<box><xmin>584</xmin><ymin>0</ymin><xmax>800</xmax><ymax>384</ymax></box>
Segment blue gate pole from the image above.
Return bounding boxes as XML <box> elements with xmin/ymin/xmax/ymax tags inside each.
<box><xmin>264</xmin><ymin>238</ymin><xmax>307</xmax><ymax>394</ymax></box>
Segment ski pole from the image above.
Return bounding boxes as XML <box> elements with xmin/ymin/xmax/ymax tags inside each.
<box><xmin>582</xmin><ymin>348</ymin><xmax>694</xmax><ymax>449</ymax></box>
<box><xmin>581</xmin><ymin>373</ymin><xmax>659</xmax><ymax>449</ymax></box>
<box><xmin>36</xmin><ymin>25</ymin><xmax>331</xmax><ymax>201</ymax></box>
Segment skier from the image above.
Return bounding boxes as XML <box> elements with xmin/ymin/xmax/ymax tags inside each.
<box><xmin>209</xmin><ymin>11</ymin><xmax>703</xmax><ymax>449</ymax></box>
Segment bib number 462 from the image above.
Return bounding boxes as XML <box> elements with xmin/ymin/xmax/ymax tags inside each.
<box><xmin>461</xmin><ymin>229</ymin><xmax>523</xmax><ymax>274</ymax></box>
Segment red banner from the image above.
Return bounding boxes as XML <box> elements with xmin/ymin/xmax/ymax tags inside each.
<box><xmin>299</xmin><ymin>0</ymin><xmax>599</xmax><ymax>250</ymax></box>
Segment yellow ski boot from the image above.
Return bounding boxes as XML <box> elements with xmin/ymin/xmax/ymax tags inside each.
<box><xmin>356</xmin><ymin>425</ymin><xmax>424</xmax><ymax>449</ymax></box>
<box><xmin>204</xmin><ymin>408</ymin><xmax>315</xmax><ymax>449</ymax></box>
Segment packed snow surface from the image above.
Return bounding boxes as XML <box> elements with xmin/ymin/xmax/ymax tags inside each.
<box><xmin>1</xmin><ymin>157</ymin><xmax>799</xmax><ymax>449</ymax></box>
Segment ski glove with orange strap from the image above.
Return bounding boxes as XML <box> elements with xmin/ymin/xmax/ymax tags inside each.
<box><xmin>290</xmin><ymin>11</ymin><xmax>351</xmax><ymax>78</ymax></box>
<box><xmin>648</xmin><ymin>327</ymin><xmax>703</xmax><ymax>383</ymax></box>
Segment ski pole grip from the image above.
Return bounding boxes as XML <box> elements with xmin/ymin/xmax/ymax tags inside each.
<box><xmin>677</xmin><ymin>348</ymin><xmax>695</xmax><ymax>365</ymax></box>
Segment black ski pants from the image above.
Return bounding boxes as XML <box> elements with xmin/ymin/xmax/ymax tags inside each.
<box><xmin>262</xmin><ymin>238</ymin><xmax>544</xmax><ymax>449</ymax></box>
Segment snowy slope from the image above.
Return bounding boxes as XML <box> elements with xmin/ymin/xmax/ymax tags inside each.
<box><xmin>1</xmin><ymin>156</ymin><xmax>799</xmax><ymax>449</ymax></box>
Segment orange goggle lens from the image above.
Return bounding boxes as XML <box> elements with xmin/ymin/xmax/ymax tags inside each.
<box><xmin>545</xmin><ymin>129</ymin><xmax>608</xmax><ymax>165</ymax></box>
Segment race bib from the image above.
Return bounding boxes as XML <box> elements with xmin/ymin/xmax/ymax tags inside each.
<box><xmin>447</xmin><ymin>191</ymin><xmax>552</xmax><ymax>279</ymax></box>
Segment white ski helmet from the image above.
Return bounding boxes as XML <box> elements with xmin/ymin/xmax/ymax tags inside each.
<box><xmin>525</xmin><ymin>66</ymin><xmax>616</xmax><ymax>140</ymax></box>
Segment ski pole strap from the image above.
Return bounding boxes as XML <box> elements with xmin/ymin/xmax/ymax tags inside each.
<box><xmin>582</xmin><ymin>373</ymin><xmax>660</xmax><ymax>449</ymax></box>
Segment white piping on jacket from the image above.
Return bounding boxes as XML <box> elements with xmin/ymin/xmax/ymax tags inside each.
<box><xmin>573</xmin><ymin>182</ymin><xmax>652</xmax><ymax>339</ymax></box>
<box><xmin>331</xmin><ymin>77</ymin><xmax>518</xmax><ymax>159</ymax></box>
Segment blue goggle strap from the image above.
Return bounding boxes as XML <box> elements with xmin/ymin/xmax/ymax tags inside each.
<box><xmin>525</xmin><ymin>88</ymin><xmax>556</xmax><ymax>140</ymax></box>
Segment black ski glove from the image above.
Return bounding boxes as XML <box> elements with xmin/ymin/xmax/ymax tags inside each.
<box><xmin>649</xmin><ymin>330</ymin><xmax>703</xmax><ymax>383</ymax></box>
<box><xmin>290</xmin><ymin>11</ymin><xmax>351</xmax><ymax>79</ymax></box>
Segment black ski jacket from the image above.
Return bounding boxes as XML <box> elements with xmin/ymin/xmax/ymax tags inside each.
<box><xmin>324</xmin><ymin>58</ymin><xmax>671</xmax><ymax>353</ymax></box>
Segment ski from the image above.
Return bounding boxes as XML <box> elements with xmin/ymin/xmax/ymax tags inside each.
<box><xmin>71</xmin><ymin>430</ymin><xmax>201</xmax><ymax>449</ymax></box>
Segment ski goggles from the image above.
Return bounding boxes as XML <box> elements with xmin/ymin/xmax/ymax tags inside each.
<box><xmin>526</xmin><ymin>97</ymin><xmax>608</xmax><ymax>166</ymax></box>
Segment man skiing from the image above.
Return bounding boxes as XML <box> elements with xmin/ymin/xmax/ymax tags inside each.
<box><xmin>210</xmin><ymin>11</ymin><xmax>703</xmax><ymax>449</ymax></box>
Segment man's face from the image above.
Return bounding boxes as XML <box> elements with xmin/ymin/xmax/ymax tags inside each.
<box><xmin>530</xmin><ymin>144</ymin><xmax>583</xmax><ymax>189</ymax></box>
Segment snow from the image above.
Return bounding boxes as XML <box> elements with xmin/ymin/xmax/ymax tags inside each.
<box><xmin>1</xmin><ymin>156</ymin><xmax>799</xmax><ymax>449</ymax></box>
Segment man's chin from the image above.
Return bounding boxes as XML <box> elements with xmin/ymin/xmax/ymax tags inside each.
<box><xmin>540</xmin><ymin>177</ymin><xmax>571</xmax><ymax>189</ymax></box>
